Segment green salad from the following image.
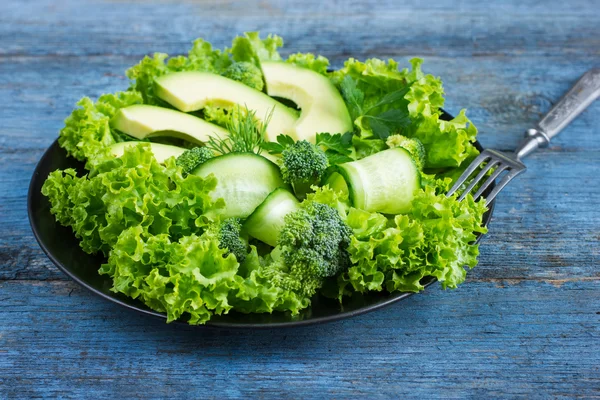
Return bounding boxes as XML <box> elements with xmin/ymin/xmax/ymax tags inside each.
<box><xmin>42</xmin><ymin>32</ymin><xmax>487</xmax><ymax>324</ymax></box>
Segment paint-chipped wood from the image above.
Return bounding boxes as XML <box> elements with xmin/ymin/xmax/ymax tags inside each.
<box><xmin>0</xmin><ymin>0</ymin><xmax>598</xmax><ymax>397</ymax></box>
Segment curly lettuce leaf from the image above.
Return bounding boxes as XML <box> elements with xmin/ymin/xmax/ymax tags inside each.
<box><xmin>58</xmin><ymin>90</ymin><xmax>143</xmax><ymax>167</ymax></box>
<box><xmin>42</xmin><ymin>144</ymin><xmax>221</xmax><ymax>255</ymax></box>
<box><xmin>336</xmin><ymin>186</ymin><xmax>488</xmax><ymax>299</ymax></box>
<box><xmin>333</xmin><ymin>57</ymin><xmax>478</xmax><ymax>167</ymax></box>
<box><xmin>100</xmin><ymin>226</ymin><xmax>239</xmax><ymax>324</ymax></box>
<box><xmin>286</xmin><ymin>53</ymin><xmax>330</xmax><ymax>75</ymax></box>
<box><xmin>230</xmin><ymin>31</ymin><xmax>283</xmax><ymax>63</ymax></box>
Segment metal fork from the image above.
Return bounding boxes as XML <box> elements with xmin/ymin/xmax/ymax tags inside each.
<box><xmin>448</xmin><ymin>69</ymin><xmax>600</xmax><ymax>206</ymax></box>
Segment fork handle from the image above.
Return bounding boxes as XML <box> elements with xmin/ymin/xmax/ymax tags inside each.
<box><xmin>515</xmin><ymin>68</ymin><xmax>600</xmax><ymax>160</ymax></box>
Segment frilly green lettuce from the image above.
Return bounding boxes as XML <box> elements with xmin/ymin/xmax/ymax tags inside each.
<box><xmin>58</xmin><ymin>90</ymin><xmax>143</xmax><ymax>168</ymax></box>
<box><xmin>42</xmin><ymin>144</ymin><xmax>221</xmax><ymax>255</ymax></box>
<box><xmin>336</xmin><ymin>186</ymin><xmax>487</xmax><ymax>298</ymax></box>
<box><xmin>100</xmin><ymin>225</ymin><xmax>239</xmax><ymax>324</ymax></box>
<box><xmin>332</xmin><ymin>57</ymin><xmax>478</xmax><ymax>167</ymax></box>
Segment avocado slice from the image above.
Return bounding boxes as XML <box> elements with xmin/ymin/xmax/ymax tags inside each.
<box><xmin>154</xmin><ymin>72</ymin><xmax>298</xmax><ymax>141</ymax></box>
<box><xmin>110</xmin><ymin>104</ymin><xmax>229</xmax><ymax>144</ymax></box>
<box><xmin>261</xmin><ymin>62</ymin><xmax>353</xmax><ymax>142</ymax></box>
<box><xmin>110</xmin><ymin>142</ymin><xmax>185</xmax><ymax>163</ymax></box>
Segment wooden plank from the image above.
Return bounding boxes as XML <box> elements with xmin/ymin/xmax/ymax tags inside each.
<box><xmin>0</xmin><ymin>279</ymin><xmax>598</xmax><ymax>398</ymax></box>
<box><xmin>0</xmin><ymin>0</ymin><xmax>599</xmax><ymax>58</ymax></box>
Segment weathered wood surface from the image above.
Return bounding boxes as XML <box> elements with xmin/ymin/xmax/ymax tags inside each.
<box><xmin>0</xmin><ymin>0</ymin><xmax>599</xmax><ymax>398</ymax></box>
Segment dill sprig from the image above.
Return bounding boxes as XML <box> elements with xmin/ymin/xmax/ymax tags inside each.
<box><xmin>206</xmin><ymin>105</ymin><xmax>273</xmax><ymax>155</ymax></box>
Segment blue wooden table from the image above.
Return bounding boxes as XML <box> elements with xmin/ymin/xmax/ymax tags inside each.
<box><xmin>1</xmin><ymin>0</ymin><xmax>599</xmax><ymax>397</ymax></box>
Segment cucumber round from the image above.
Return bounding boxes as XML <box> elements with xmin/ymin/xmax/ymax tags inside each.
<box><xmin>331</xmin><ymin>148</ymin><xmax>420</xmax><ymax>214</ymax></box>
<box><xmin>192</xmin><ymin>152</ymin><xmax>289</xmax><ymax>219</ymax></box>
<box><xmin>323</xmin><ymin>171</ymin><xmax>349</xmax><ymax>197</ymax></box>
<box><xmin>243</xmin><ymin>188</ymin><xmax>300</xmax><ymax>247</ymax></box>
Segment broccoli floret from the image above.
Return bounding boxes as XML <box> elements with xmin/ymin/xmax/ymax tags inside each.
<box><xmin>386</xmin><ymin>134</ymin><xmax>426</xmax><ymax>170</ymax></box>
<box><xmin>274</xmin><ymin>201</ymin><xmax>352</xmax><ymax>296</ymax></box>
<box><xmin>176</xmin><ymin>147</ymin><xmax>214</xmax><ymax>175</ymax></box>
<box><xmin>218</xmin><ymin>218</ymin><xmax>248</xmax><ymax>263</ymax></box>
<box><xmin>222</xmin><ymin>62</ymin><xmax>264</xmax><ymax>91</ymax></box>
<box><xmin>280</xmin><ymin>140</ymin><xmax>329</xmax><ymax>198</ymax></box>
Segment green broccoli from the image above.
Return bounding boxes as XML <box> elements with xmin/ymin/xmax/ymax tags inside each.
<box><xmin>222</xmin><ymin>62</ymin><xmax>264</xmax><ymax>91</ymax></box>
<box><xmin>176</xmin><ymin>146</ymin><xmax>214</xmax><ymax>175</ymax></box>
<box><xmin>271</xmin><ymin>201</ymin><xmax>352</xmax><ymax>296</ymax></box>
<box><xmin>386</xmin><ymin>134</ymin><xmax>426</xmax><ymax>170</ymax></box>
<box><xmin>280</xmin><ymin>140</ymin><xmax>329</xmax><ymax>199</ymax></box>
<box><xmin>218</xmin><ymin>218</ymin><xmax>248</xmax><ymax>263</ymax></box>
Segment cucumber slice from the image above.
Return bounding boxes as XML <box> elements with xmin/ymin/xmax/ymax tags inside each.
<box><xmin>109</xmin><ymin>142</ymin><xmax>185</xmax><ymax>163</ymax></box>
<box><xmin>332</xmin><ymin>148</ymin><xmax>420</xmax><ymax>214</ymax></box>
<box><xmin>192</xmin><ymin>153</ymin><xmax>289</xmax><ymax>219</ymax></box>
<box><xmin>244</xmin><ymin>188</ymin><xmax>300</xmax><ymax>247</ymax></box>
<box><xmin>323</xmin><ymin>172</ymin><xmax>349</xmax><ymax>197</ymax></box>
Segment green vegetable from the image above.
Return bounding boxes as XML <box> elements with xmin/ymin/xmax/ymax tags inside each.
<box><xmin>280</xmin><ymin>140</ymin><xmax>329</xmax><ymax>198</ymax></box>
<box><xmin>58</xmin><ymin>91</ymin><xmax>143</xmax><ymax>168</ymax></box>
<box><xmin>230</xmin><ymin>32</ymin><xmax>283</xmax><ymax>64</ymax></box>
<box><xmin>337</xmin><ymin>186</ymin><xmax>487</xmax><ymax>297</ymax></box>
<box><xmin>42</xmin><ymin>144</ymin><xmax>220</xmax><ymax>255</ymax></box>
<box><xmin>386</xmin><ymin>134</ymin><xmax>426</xmax><ymax>170</ymax></box>
<box><xmin>205</xmin><ymin>106</ymin><xmax>271</xmax><ymax>155</ymax></box>
<box><xmin>111</xmin><ymin>142</ymin><xmax>185</xmax><ymax>163</ymax></box>
<box><xmin>333</xmin><ymin>58</ymin><xmax>478</xmax><ymax>167</ymax></box>
<box><xmin>315</xmin><ymin>132</ymin><xmax>355</xmax><ymax>164</ymax></box>
<box><xmin>286</xmin><ymin>53</ymin><xmax>330</xmax><ymax>75</ymax></box>
<box><xmin>329</xmin><ymin>147</ymin><xmax>421</xmax><ymax>214</ymax></box>
<box><xmin>100</xmin><ymin>225</ymin><xmax>239</xmax><ymax>324</ymax></box>
<box><xmin>176</xmin><ymin>146</ymin><xmax>215</xmax><ymax>175</ymax></box>
<box><xmin>217</xmin><ymin>218</ymin><xmax>249</xmax><ymax>263</ymax></box>
<box><xmin>222</xmin><ymin>61</ymin><xmax>264</xmax><ymax>91</ymax></box>
<box><xmin>191</xmin><ymin>152</ymin><xmax>288</xmax><ymax>219</ymax></box>
<box><xmin>279</xmin><ymin>201</ymin><xmax>353</xmax><ymax>281</ymax></box>
<box><xmin>244</xmin><ymin>188</ymin><xmax>300</xmax><ymax>247</ymax></box>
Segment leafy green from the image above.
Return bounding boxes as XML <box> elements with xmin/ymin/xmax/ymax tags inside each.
<box><xmin>100</xmin><ymin>225</ymin><xmax>239</xmax><ymax>324</ymax></box>
<box><xmin>286</xmin><ymin>53</ymin><xmax>330</xmax><ymax>75</ymax></box>
<box><xmin>315</xmin><ymin>132</ymin><xmax>355</xmax><ymax>164</ymax></box>
<box><xmin>42</xmin><ymin>144</ymin><xmax>221</xmax><ymax>255</ymax></box>
<box><xmin>334</xmin><ymin>58</ymin><xmax>478</xmax><ymax>167</ymax></box>
<box><xmin>336</xmin><ymin>186</ymin><xmax>487</xmax><ymax>298</ymax></box>
<box><xmin>58</xmin><ymin>91</ymin><xmax>143</xmax><ymax>168</ymax></box>
<box><xmin>231</xmin><ymin>32</ymin><xmax>283</xmax><ymax>63</ymax></box>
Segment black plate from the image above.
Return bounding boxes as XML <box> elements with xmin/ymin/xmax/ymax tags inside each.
<box><xmin>28</xmin><ymin>114</ymin><xmax>495</xmax><ymax>328</ymax></box>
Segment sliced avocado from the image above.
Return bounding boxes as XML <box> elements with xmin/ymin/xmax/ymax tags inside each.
<box><xmin>261</xmin><ymin>62</ymin><xmax>353</xmax><ymax>142</ymax></box>
<box><xmin>110</xmin><ymin>104</ymin><xmax>229</xmax><ymax>144</ymax></box>
<box><xmin>154</xmin><ymin>72</ymin><xmax>298</xmax><ymax>142</ymax></box>
<box><xmin>110</xmin><ymin>142</ymin><xmax>185</xmax><ymax>163</ymax></box>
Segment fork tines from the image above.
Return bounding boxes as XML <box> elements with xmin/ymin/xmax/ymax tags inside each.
<box><xmin>447</xmin><ymin>149</ymin><xmax>526</xmax><ymax>206</ymax></box>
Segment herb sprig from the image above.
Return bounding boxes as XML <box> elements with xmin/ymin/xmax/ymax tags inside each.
<box><xmin>205</xmin><ymin>105</ymin><xmax>273</xmax><ymax>155</ymax></box>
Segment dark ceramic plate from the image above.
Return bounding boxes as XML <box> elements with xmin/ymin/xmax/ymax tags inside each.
<box><xmin>28</xmin><ymin>112</ymin><xmax>495</xmax><ymax>328</ymax></box>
